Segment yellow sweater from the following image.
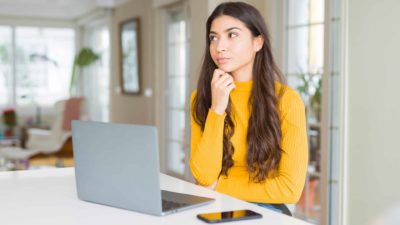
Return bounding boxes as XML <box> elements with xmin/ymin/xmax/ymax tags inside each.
<box><xmin>189</xmin><ymin>81</ymin><xmax>308</xmax><ymax>204</ymax></box>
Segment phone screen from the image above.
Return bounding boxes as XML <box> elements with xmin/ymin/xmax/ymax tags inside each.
<box><xmin>197</xmin><ymin>209</ymin><xmax>262</xmax><ymax>223</ymax></box>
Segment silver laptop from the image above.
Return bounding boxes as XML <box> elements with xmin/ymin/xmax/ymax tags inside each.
<box><xmin>72</xmin><ymin>121</ymin><xmax>214</xmax><ymax>216</ymax></box>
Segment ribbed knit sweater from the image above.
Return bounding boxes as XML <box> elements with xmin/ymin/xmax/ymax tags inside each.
<box><xmin>189</xmin><ymin>80</ymin><xmax>308</xmax><ymax>203</ymax></box>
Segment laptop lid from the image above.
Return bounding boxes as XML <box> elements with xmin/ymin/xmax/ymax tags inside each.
<box><xmin>72</xmin><ymin>121</ymin><xmax>163</xmax><ymax>216</ymax></box>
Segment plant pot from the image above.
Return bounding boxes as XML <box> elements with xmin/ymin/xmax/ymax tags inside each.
<box><xmin>4</xmin><ymin>127</ymin><xmax>14</xmax><ymax>137</ymax></box>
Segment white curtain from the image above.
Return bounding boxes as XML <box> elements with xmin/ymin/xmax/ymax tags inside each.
<box><xmin>81</xmin><ymin>22</ymin><xmax>110</xmax><ymax>122</ymax></box>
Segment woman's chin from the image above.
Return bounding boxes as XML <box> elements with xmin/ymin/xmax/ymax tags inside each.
<box><xmin>217</xmin><ymin>64</ymin><xmax>234</xmax><ymax>73</ymax></box>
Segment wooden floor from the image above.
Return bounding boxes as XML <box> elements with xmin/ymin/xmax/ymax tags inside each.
<box><xmin>29</xmin><ymin>156</ymin><xmax>75</xmax><ymax>168</ymax></box>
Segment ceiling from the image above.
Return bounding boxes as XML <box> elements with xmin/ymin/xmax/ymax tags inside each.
<box><xmin>0</xmin><ymin>0</ymin><xmax>131</xmax><ymax>20</ymax></box>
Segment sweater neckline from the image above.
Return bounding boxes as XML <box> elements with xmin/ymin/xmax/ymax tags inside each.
<box><xmin>234</xmin><ymin>80</ymin><xmax>253</xmax><ymax>91</ymax></box>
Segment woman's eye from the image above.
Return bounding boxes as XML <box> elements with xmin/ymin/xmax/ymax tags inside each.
<box><xmin>209</xmin><ymin>35</ymin><xmax>218</xmax><ymax>42</ymax></box>
<box><xmin>229</xmin><ymin>32</ymin><xmax>238</xmax><ymax>38</ymax></box>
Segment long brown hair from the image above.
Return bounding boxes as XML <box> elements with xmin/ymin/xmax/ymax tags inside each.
<box><xmin>192</xmin><ymin>2</ymin><xmax>285</xmax><ymax>182</ymax></box>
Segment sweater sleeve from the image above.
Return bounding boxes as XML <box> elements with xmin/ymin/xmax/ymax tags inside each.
<box><xmin>189</xmin><ymin>91</ymin><xmax>226</xmax><ymax>186</ymax></box>
<box><xmin>216</xmin><ymin>89</ymin><xmax>309</xmax><ymax>203</ymax></box>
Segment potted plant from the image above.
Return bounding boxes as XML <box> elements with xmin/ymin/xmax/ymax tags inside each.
<box><xmin>297</xmin><ymin>71</ymin><xmax>322</xmax><ymax>121</ymax></box>
<box><xmin>69</xmin><ymin>48</ymin><xmax>100</xmax><ymax>96</ymax></box>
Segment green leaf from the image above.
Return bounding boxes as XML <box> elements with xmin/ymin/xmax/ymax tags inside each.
<box><xmin>69</xmin><ymin>48</ymin><xmax>100</xmax><ymax>96</ymax></box>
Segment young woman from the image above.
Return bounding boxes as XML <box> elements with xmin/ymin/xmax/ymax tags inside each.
<box><xmin>189</xmin><ymin>2</ymin><xmax>308</xmax><ymax>215</ymax></box>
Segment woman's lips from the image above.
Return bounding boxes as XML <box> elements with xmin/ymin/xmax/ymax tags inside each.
<box><xmin>217</xmin><ymin>57</ymin><xmax>230</xmax><ymax>64</ymax></box>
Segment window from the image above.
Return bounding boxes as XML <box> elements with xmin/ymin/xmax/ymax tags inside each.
<box><xmin>0</xmin><ymin>26</ymin><xmax>75</xmax><ymax>108</ymax></box>
<box><xmin>82</xmin><ymin>23</ymin><xmax>110</xmax><ymax>122</ymax></box>
<box><xmin>0</xmin><ymin>26</ymin><xmax>12</xmax><ymax>106</ymax></box>
<box><xmin>164</xmin><ymin>5</ymin><xmax>190</xmax><ymax>178</ymax></box>
<box><xmin>285</xmin><ymin>0</ymin><xmax>324</xmax><ymax>223</ymax></box>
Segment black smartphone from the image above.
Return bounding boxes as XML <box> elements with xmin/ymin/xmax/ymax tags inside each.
<box><xmin>197</xmin><ymin>209</ymin><xmax>262</xmax><ymax>223</ymax></box>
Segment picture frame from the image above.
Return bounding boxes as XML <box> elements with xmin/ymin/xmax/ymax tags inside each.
<box><xmin>119</xmin><ymin>17</ymin><xmax>141</xmax><ymax>94</ymax></box>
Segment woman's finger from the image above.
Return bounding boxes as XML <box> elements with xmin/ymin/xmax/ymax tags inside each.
<box><xmin>211</xmin><ymin>69</ymin><xmax>226</xmax><ymax>83</ymax></box>
<box><xmin>214</xmin><ymin>73</ymin><xmax>233</xmax><ymax>87</ymax></box>
<box><xmin>221</xmin><ymin>77</ymin><xmax>234</xmax><ymax>88</ymax></box>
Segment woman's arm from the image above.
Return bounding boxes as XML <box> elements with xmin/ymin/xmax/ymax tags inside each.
<box><xmin>189</xmin><ymin>91</ymin><xmax>226</xmax><ymax>186</ymax></box>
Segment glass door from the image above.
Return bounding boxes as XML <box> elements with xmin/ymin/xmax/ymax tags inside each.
<box><xmin>163</xmin><ymin>4</ymin><xmax>190</xmax><ymax>178</ymax></box>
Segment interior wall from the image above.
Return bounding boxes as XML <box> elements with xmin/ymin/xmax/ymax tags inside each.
<box><xmin>346</xmin><ymin>0</ymin><xmax>400</xmax><ymax>224</ymax></box>
<box><xmin>263</xmin><ymin>0</ymin><xmax>285</xmax><ymax>68</ymax></box>
<box><xmin>187</xmin><ymin>0</ymin><xmax>208</xmax><ymax>92</ymax></box>
<box><xmin>110</xmin><ymin>0</ymin><xmax>155</xmax><ymax>125</ymax></box>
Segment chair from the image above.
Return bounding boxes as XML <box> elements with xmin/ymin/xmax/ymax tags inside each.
<box><xmin>0</xmin><ymin>98</ymin><xmax>86</xmax><ymax>167</ymax></box>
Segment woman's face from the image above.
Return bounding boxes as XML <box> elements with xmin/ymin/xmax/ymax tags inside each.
<box><xmin>209</xmin><ymin>15</ymin><xmax>263</xmax><ymax>77</ymax></box>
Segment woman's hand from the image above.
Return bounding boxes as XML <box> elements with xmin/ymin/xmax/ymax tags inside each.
<box><xmin>210</xmin><ymin>69</ymin><xmax>236</xmax><ymax>115</ymax></box>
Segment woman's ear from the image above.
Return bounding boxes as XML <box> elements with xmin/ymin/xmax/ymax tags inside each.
<box><xmin>253</xmin><ymin>35</ymin><xmax>264</xmax><ymax>52</ymax></box>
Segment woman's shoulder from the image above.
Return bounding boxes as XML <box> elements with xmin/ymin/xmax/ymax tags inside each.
<box><xmin>275</xmin><ymin>82</ymin><xmax>305</xmax><ymax>112</ymax></box>
<box><xmin>275</xmin><ymin>82</ymin><xmax>302</xmax><ymax>101</ymax></box>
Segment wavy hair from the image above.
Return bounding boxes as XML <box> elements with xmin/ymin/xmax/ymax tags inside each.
<box><xmin>192</xmin><ymin>2</ymin><xmax>285</xmax><ymax>182</ymax></box>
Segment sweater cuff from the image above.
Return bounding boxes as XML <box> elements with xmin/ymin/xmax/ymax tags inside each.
<box><xmin>208</xmin><ymin>108</ymin><xmax>227</xmax><ymax>117</ymax></box>
<box><xmin>203</xmin><ymin>109</ymin><xmax>226</xmax><ymax>142</ymax></box>
<box><xmin>206</xmin><ymin>109</ymin><xmax>226</xmax><ymax>127</ymax></box>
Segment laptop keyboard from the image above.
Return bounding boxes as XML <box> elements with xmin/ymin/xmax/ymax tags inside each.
<box><xmin>162</xmin><ymin>199</ymin><xmax>190</xmax><ymax>212</ymax></box>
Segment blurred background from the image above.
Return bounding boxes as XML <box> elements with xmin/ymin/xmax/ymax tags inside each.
<box><xmin>0</xmin><ymin>0</ymin><xmax>399</xmax><ymax>224</ymax></box>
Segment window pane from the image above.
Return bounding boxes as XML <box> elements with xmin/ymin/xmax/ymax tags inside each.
<box><xmin>15</xmin><ymin>27</ymin><xmax>74</xmax><ymax>107</ymax></box>
<box><xmin>287</xmin><ymin>25</ymin><xmax>324</xmax><ymax>74</ymax></box>
<box><xmin>167</xmin><ymin>44</ymin><xmax>187</xmax><ymax>76</ymax></box>
<box><xmin>310</xmin><ymin>0</ymin><xmax>325</xmax><ymax>24</ymax></box>
<box><xmin>288</xmin><ymin>0</ymin><xmax>324</xmax><ymax>25</ymax></box>
<box><xmin>168</xmin><ymin>109</ymin><xmax>185</xmax><ymax>141</ymax></box>
<box><xmin>288</xmin><ymin>0</ymin><xmax>309</xmax><ymax>26</ymax></box>
<box><xmin>167</xmin><ymin>21</ymin><xmax>187</xmax><ymax>76</ymax></box>
<box><xmin>287</xmin><ymin>27</ymin><xmax>309</xmax><ymax>74</ymax></box>
<box><xmin>309</xmin><ymin>24</ymin><xmax>324</xmax><ymax>73</ymax></box>
<box><xmin>166</xmin><ymin>141</ymin><xmax>185</xmax><ymax>175</ymax></box>
<box><xmin>168</xmin><ymin>10</ymin><xmax>185</xmax><ymax>43</ymax></box>
<box><xmin>167</xmin><ymin>77</ymin><xmax>186</xmax><ymax>108</ymax></box>
<box><xmin>0</xmin><ymin>26</ymin><xmax>12</xmax><ymax>106</ymax></box>
<box><xmin>83</xmin><ymin>25</ymin><xmax>110</xmax><ymax>122</ymax></box>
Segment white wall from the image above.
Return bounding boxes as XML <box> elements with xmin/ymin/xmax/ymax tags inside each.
<box><xmin>346</xmin><ymin>0</ymin><xmax>400</xmax><ymax>224</ymax></box>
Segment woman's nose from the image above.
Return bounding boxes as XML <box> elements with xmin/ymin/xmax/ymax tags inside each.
<box><xmin>216</xmin><ymin>38</ymin><xmax>227</xmax><ymax>52</ymax></box>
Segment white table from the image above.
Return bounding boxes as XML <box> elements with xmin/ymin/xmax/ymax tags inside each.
<box><xmin>0</xmin><ymin>168</ymin><xmax>312</xmax><ymax>225</ymax></box>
